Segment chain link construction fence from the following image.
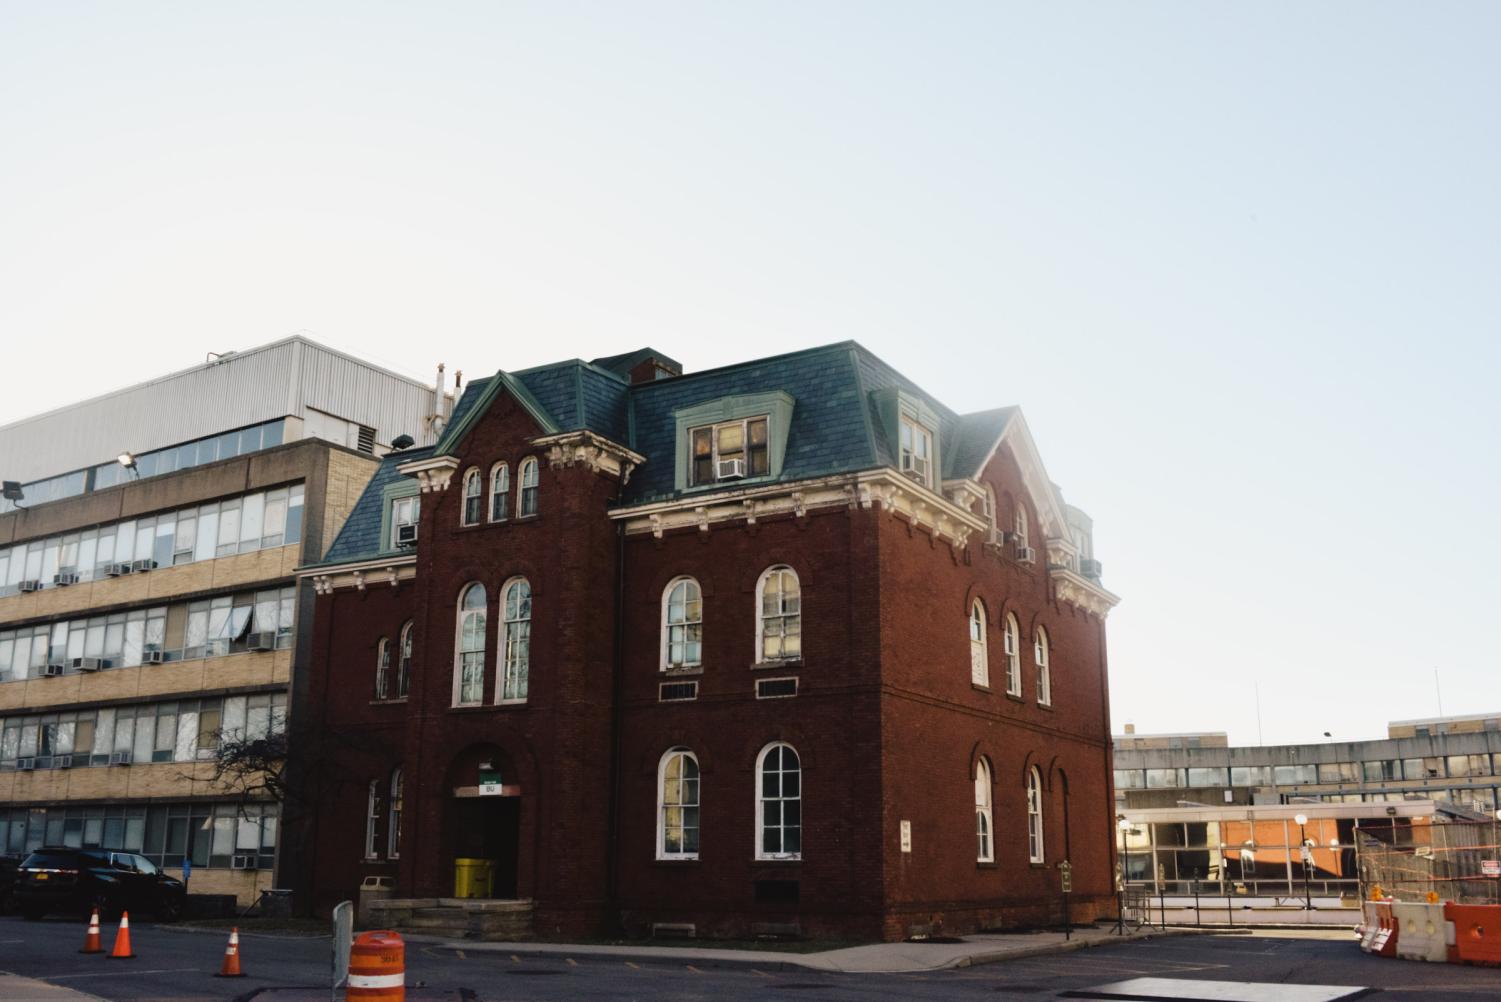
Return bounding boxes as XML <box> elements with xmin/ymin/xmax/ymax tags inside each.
<box><xmin>1356</xmin><ymin>818</ymin><xmax>1501</xmax><ymax>905</ymax></box>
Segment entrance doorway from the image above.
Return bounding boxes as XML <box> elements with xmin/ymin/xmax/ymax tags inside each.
<box><xmin>452</xmin><ymin>796</ymin><xmax>520</xmax><ymax>898</ymax></box>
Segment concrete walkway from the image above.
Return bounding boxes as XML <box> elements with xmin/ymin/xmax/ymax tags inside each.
<box><xmin>0</xmin><ymin>974</ymin><xmax>101</xmax><ymax>1001</ymax></box>
<box><xmin>403</xmin><ymin>924</ymin><xmax>1191</xmax><ymax>974</ymax></box>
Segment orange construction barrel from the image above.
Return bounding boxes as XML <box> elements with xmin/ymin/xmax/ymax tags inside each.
<box><xmin>348</xmin><ymin>930</ymin><xmax>405</xmax><ymax>1001</ymax></box>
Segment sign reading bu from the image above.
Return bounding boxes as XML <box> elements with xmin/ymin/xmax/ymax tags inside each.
<box><xmin>1482</xmin><ymin>859</ymin><xmax>1500</xmax><ymax>877</ymax></box>
<box><xmin>478</xmin><ymin>769</ymin><xmax>503</xmax><ymax>796</ymax></box>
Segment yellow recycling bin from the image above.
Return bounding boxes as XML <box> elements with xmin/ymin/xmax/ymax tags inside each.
<box><xmin>453</xmin><ymin>857</ymin><xmax>494</xmax><ymax>899</ymax></box>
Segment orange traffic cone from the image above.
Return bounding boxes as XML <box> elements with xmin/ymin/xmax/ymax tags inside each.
<box><xmin>80</xmin><ymin>907</ymin><xmax>103</xmax><ymax>954</ymax></box>
<box><xmin>107</xmin><ymin>911</ymin><xmax>136</xmax><ymax>959</ymax></box>
<box><xmin>214</xmin><ymin>927</ymin><xmax>244</xmax><ymax>978</ymax></box>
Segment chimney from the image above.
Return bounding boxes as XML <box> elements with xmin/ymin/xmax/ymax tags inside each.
<box><xmin>1123</xmin><ymin>723</ymin><xmax>1136</xmax><ymax>734</ymax></box>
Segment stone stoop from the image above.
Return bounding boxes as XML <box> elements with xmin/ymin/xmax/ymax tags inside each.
<box><xmin>367</xmin><ymin>898</ymin><xmax>535</xmax><ymax>940</ymax></box>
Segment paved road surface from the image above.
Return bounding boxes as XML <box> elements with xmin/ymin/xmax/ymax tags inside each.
<box><xmin>2</xmin><ymin>918</ymin><xmax>1497</xmax><ymax>1000</ymax></box>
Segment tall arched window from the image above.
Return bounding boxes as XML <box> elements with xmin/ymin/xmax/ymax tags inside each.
<box><xmin>1014</xmin><ymin>502</ymin><xmax>1029</xmax><ymax>549</ymax></box>
<box><xmin>657</xmin><ymin>748</ymin><xmax>700</xmax><ymax>859</ymax></box>
<box><xmin>374</xmin><ymin>637</ymin><xmax>391</xmax><ymax>700</ymax></box>
<box><xmin>518</xmin><ymin>457</ymin><xmax>539</xmax><ymax>517</ymax></box>
<box><xmin>983</xmin><ymin>485</ymin><xmax>998</xmax><ymax>542</ymax></box>
<box><xmin>756</xmin><ymin>565</ymin><xmax>801</xmax><ymax>663</ymax></box>
<box><xmin>975</xmin><ymin>758</ymin><xmax>994</xmax><ymax>862</ymax></box>
<box><xmin>397</xmin><ymin>621</ymin><xmax>413</xmax><ymax>698</ymax></box>
<box><xmin>1003</xmin><ymin>614</ymin><xmax>1021</xmax><ymax>696</ymax></box>
<box><xmin>756</xmin><ymin>742</ymin><xmax>802</xmax><ymax>860</ymax></box>
<box><xmin>462</xmin><ymin>469</ymin><xmax>483</xmax><ymax>526</ymax></box>
<box><xmin>969</xmin><ymin>600</ymin><xmax>989</xmax><ymax>687</ymax></box>
<box><xmin>661</xmin><ymin>577</ymin><xmax>703</xmax><ymax>671</ymax></box>
<box><xmin>388</xmin><ymin>768</ymin><xmax>404</xmax><ymax>859</ymax></box>
<box><xmin>1027</xmin><ymin>766</ymin><xmax>1045</xmax><ymax>863</ymax></box>
<box><xmin>500</xmin><ymin>577</ymin><xmax>531</xmax><ymax>702</ymax></box>
<box><xmin>1034</xmin><ymin>625</ymin><xmax>1051</xmax><ymax>706</ymax></box>
<box><xmin>364</xmin><ymin>780</ymin><xmax>380</xmax><ymax>858</ymax></box>
<box><xmin>454</xmin><ymin>583</ymin><xmax>487</xmax><ymax>706</ymax></box>
<box><xmin>489</xmin><ymin>463</ymin><xmax>510</xmax><ymax>522</ymax></box>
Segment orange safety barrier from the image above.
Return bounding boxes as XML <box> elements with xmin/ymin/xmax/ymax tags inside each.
<box><xmin>348</xmin><ymin>930</ymin><xmax>405</xmax><ymax>1001</ymax></box>
<box><xmin>1446</xmin><ymin>903</ymin><xmax>1501</xmax><ymax>967</ymax></box>
<box><xmin>1360</xmin><ymin>901</ymin><xmax>1398</xmax><ymax>957</ymax></box>
<box><xmin>80</xmin><ymin>907</ymin><xmax>103</xmax><ymax>955</ymax></box>
<box><xmin>108</xmin><ymin>911</ymin><xmax>136</xmax><ymax>960</ymax></box>
<box><xmin>215</xmin><ymin>927</ymin><xmax>244</xmax><ymax>977</ymax></box>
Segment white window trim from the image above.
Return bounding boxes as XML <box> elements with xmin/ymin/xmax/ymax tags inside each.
<box><xmin>1004</xmin><ymin>614</ymin><xmax>1022</xmax><ymax>697</ymax></box>
<box><xmin>688</xmin><ymin>415</ymin><xmax>771</xmax><ymax>487</ymax></box>
<box><xmin>1014</xmin><ymin>502</ymin><xmax>1029</xmax><ymax>548</ymax></box>
<box><xmin>375</xmin><ymin>636</ymin><xmax>390</xmax><ymax>701</ymax></box>
<box><xmin>364</xmin><ymin>780</ymin><xmax>380</xmax><ymax>860</ymax></box>
<box><xmin>982</xmin><ymin>485</ymin><xmax>998</xmax><ymax>543</ymax></box>
<box><xmin>461</xmin><ymin>468</ymin><xmax>483</xmax><ymax>526</ymax></box>
<box><xmin>387</xmin><ymin>768</ymin><xmax>403</xmax><ymax>860</ymax></box>
<box><xmin>397</xmin><ymin>621</ymin><xmax>413</xmax><ymax>699</ymax></box>
<box><xmin>1035</xmin><ymin>626</ymin><xmax>1051</xmax><ymax>706</ymax></box>
<box><xmin>489</xmin><ymin>462</ymin><xmax>510</xmax><ymax>522</ymax></box>
<box><xmin>660</xmin><ymin>576</ymin><xmax>703</xmax><ymax>672</ymax></box>
<box><xmin>498</xmin><ymin>576</ymin><xmax>531</xmax><ymax>704</ymax></box>
<box><xmin>390</xmin><ymin>496</ymin><xmax>419</xmax><ymax>549</ymax></box>
<box><xmin>899</xmin><ymin>414</ymin><xmax>935</xmax><ymax>487</ymax></box>
<box><xmin>656</xmin><ymin>747</ymin><xmax>700</xmax><ymax>861</ymax></box>
<box><xmin>969</xmin><ymin>600</ymin><xmax>989</xmax><ymax>687</ymax></box>
<box><xmin>517</xmin><ymin>457</ymin><xmax>540</xmax><ymax>518</ymax></box>
<box><xmin>453</xmin><ymin>583</ymin><xmax>486</xmax><ymax>707</ymax></box>
<box><xmin>1027</xmin><ymin>766</ymin><xmax>1045</xmax><ymax>863</ymax></box>
<box><xmin>754</xmin><ymin>565</ymin><xmax>802</xmax><ymax>665</ymax></box>
<box><xmin>976</xmin><ymin>759</ymin><xmax>994</xmax><ymax>863</ymax></box>
<box><xmin>755</xmin><ymin>741</ymin><xmax>802</xmax><ymax>861</ymax></box>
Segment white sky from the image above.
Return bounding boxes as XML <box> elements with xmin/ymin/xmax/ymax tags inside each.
<box><xmin>2</xmin><ymin>2</ymin><xmax>1496</xmax><ymax>745</ymax></box>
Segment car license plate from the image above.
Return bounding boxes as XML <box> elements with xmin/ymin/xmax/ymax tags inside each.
<box><xmin>34</xmin><ymin>873</ymin><xmax>48</xmax><ymax>880</ymax></box>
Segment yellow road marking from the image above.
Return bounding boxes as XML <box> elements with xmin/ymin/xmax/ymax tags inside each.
<box><xmin>566</xmin><ymin>958</ymin><xmax>578</xmax><ymax>967</ymax></box>
<box><xmin>626</xmin><ymin>961</ymin><xmax>640</xmax><ymax>969</ymax></box>
<box><xmin>511</xmin><ymin>954</ymin><xmax>521</xmax><ymax>962</ymax></box>
<box><xmin>687</xmin><ymin>964</ymin><xmax>703</xmax><ymax>974</ymax></box>
<box><xmin>454</xmin><ymin>949</ymin><xmax>466</xmax><ymax>959</ymax></box>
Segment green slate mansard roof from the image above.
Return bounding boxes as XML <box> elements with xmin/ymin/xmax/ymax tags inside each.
<box><xmin>316</xmin><ymin>341</ymin><xmax>1020</xmax><ymax>567</ymax></box>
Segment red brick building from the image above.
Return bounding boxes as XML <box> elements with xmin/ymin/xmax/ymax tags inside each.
<box><xmin>290</xmin><ymin>343</ymin><xmax>1120</xmax><ymax>941</ymax></box>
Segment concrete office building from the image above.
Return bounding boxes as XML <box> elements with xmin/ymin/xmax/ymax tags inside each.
<box><xmin>0</xmin><ymin>336</ymin><xmax>447</xmax><ymax>904</ymax></box>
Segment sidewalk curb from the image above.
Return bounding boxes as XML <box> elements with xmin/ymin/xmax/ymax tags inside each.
<box><xmin>949</xmin><ymin>928</ymin><xmax>1199</xmax><ymax>969</ymax></box>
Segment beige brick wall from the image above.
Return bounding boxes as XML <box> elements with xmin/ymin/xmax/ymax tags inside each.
<box><xmin>167</xmin><ymin>866</ymin><xmax>275</xmax><ymax>907</ymax></box>
<box><xmin>0</xmin><ymin>650</ymin><xmax>289</xmax><ymax>712</ymax></box>
<box><xmin>2</xmin><ymin>760</ymin><xmax>278</xmax><ymax>803</ymax></box>
<box><xmin>320</xmin><ymin>451</ymin><xmax>381</xmax><ymax>554</ymax></box>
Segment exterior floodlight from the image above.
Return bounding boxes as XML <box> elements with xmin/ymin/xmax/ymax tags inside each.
<box><xmin>1117</xmin><ymin>818</ymin><xmax>1132</xmax><ymax>832</ymax></box>
<box><xmin>117</xmin><ymin>452</ymin><xmax>137</xmax><ymax>469</ymax></box>
<box><xmin>1294</xmin><ymin>813</ymin><xmax>1308</xmax><ymax>826</ymax></box>
<box><xmin>1</xmin><ymin>481</ymin><xmax>22</xmax><ymax>501</ymax></box>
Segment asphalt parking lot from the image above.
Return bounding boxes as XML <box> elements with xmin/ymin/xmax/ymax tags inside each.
<box><xmin>1</xmin><ymin>918</ymin><xmax>1498</xmax><ymax>1000</ymax></box>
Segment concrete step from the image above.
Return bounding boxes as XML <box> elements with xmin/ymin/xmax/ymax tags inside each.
<box><xmin>387</xmin><ymin>903</ymin><xmax>535</xmax><ymax>941</ymax></box>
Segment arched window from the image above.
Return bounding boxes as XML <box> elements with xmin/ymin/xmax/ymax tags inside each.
<box><xmin>364</xmin><ymin>780</ymin><xmax>380</xmax><ymax>859</ymax></box>
<box><xmin>397</xmin><ymin>621</ymin><xmax>413</xmax><ymax>698</ymax></box>
<box><xmin>756</xmin><ymin>742</ymin><xmax>801</xmax><ymax>860</ymax></box>
<box><xmin>1003</xmin><ymin>614</ymin><xmax>1021</xmax><ymax>696</ymax></box>
<box><xmin>969</xmin><ymin>600</ymin><xmax>989</xmax><ymax>687</ymax></box>
<box><xmin>983</xmin><ymin>485</ymin><xmax>998</xmax><ymax>542</ymax></box>
<box><xmin>388</xmin><ymin>768</ymin><xmax>404</xmax><ymax>859</ymax></box>
<box><xmin>1034</xmin><ymin>625</ymin><xmax>1051</xmax><ymax>706</ymax></box>
<box><xmin>462</xmin><ymin>469</ymin><xmax>483</xmax><ymax>526</ymax></box>
<box><xmin>489</xmin><ymin>463</ymin><xmax>510</xmax><ymax>522</ymax></box>
<box><xmin>518</xmin><ymin>457</ymin><xmax>539</xmax><ymax>517</ymax></box>
<box><xmin>374</xmin><ymin>637</ymin><xmax>391</xmax><ymax>700</ymax></box>
<box><xmin>756</xmin><ymin>565</ymin><xmax>801</xmax><ymax>663</ymax></box>
<box><xmin>500</xmin><ymin>578</ymin><xmax>531</xmax><ymax>702</ymax></box>
<box><xmin>1027</xmin><ymin>766</ymin><xmax>1045</xmax><ymax>863</ymax></box>
<box><xmin>661</xmin><ymin>577</ymin><xmax>703</xmax><ymax>671</ymax></box>
<box><xmin>657</xmin><ymin>748</ymin><xmax>700</xmax><ymax>859</ymax></box>
<box><xmin>1014</xmin><ymin>501</ymin><xmax>1029</xmax><ymax>549</ymax></box>
<box><xmin>454</xmin><ymin>583</ymin><xmax>487</xmax><ymax>706</ymax></box>
<box><xmin>975</xmin><ymin>758</ymin><xmax>994</xmax><ymax>862</ymax></box>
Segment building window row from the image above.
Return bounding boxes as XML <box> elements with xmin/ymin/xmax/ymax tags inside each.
<box><xmin>656</xmin><ymin>742</ymin><xmax>801</xmax><ymax>861</ymax></box>
<box><xmin>0</xmin><ymin>692</ymin><xmax>286</xmax><ymax>771</ymax></box>
<box><xmin>460</xmin><ymin>458</ymin><xmax>539</xmax><ymax>527</ymax></box>
<box><xmin>659</xmin><ymin>566</ymin><xmax>802</xmax><ymax>671</ymax></box>
<box><xmin>1115</xmin><ymin>753</ymin><xmax>1501</xmax><ymax>792</ymax></box>
<box><xmin>453</xmin><ymin>579</ymin><xmax>532</xmax><ymax>707</ymax></box>
<box><xmin>374</xmin><ymin>623</ymin><xmax>414</xmax><ymax>700</ymax></box>
<box><xmin>0</xmin><ymin>483</ymin><xmax>305</xmax><ymax>597</ymax></box>
<box><xmin>0</xmin><ymin>586</ymin><xmax>295</xmax><ymax>683</ymax></box>
<box><xmin>0</xmin><ymin>801</ymin><xmax>278</xmax><ymax>870</ymax></box>
<box><xmin>967</xmin><ymin>601</ymin><xmax>1050</xmax><ymax>705</ymax></box>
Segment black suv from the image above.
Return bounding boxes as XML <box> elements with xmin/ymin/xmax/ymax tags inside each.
<box><xmin>14</xmin><ymin>848</ymin><xmax>185</xmax><ymax>921</ymax></box>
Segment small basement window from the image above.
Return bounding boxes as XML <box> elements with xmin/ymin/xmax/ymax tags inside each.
<box><xmin>659</xmin><ymin>680</ymin><xmax>699</xmax><ymax>702</ymax></box>
<box><xmin>755</xmin><ymin>677</ymin><xmax>798</xmax><ymax>699</ymax></box>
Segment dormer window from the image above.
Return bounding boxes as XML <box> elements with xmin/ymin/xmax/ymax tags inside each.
<box><xmin>690</xmin><ymin>416</ymin><xmax>768</xmax><ymax>486</ymax></box>
<box><xmin>899</xmin><ymin>416</ymin><xmax>933</xmax><ymax>487</ymax></box>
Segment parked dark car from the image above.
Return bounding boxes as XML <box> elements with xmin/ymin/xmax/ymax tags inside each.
<box><xmin>0</xmin><ymin>853</ymin><xmax>22</xmax><ymax>914</ymax></box>
<box><xmin>13</xmin><ymin>848</ymin><xmax>184</xmax><ymax>921</ymax></box>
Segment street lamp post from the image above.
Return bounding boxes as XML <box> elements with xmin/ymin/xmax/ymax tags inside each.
<box><xmin>1295</xmin><ymin>813</ymin><xmax>1312</xmax><ymax>910</ymax></box>
<box><xmin>1116</xmin><ymin>818</ymin><xmax>1131</xmax><ymax>934</ymax></box>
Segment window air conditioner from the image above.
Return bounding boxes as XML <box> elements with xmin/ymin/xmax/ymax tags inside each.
<box><xmin>1015</xmin><ymin>546</ymin><xmax>1036</xmax><ymax>564</ymax></box>
<box><xmin>106</xmin><ymin>562</ymin><xmax>132</xmax><ymax>577</ymax></box>
<box><xmin>716</xmin><ymin>457</ymin><xmax>746</xmax><ymax>480</ymax></box>
<box><xmin>43</xmin><ymin>664</ymin><xmax>65</xmax><ymax>677</ymax></box>
<box><xmin>72</xmin><ymin>657</ymin><xmax>103</xmax><ymax>672</ymax></box>
<box><xmin>18</xmin><ymin>580</ymin><xmax>42</xmax><ymax>593</ymax></box>
<box><xmin>53</xmin><ymin>572</ymin><xmax>80</xmax><ymax>586</ymax></box>
<box><xmin>142</xmin><ymin>650</ymin><xmax>167</xmax><ymax>665</ymax></box>
<box><xmin>396</xmin><ymin>523</ymin><xmax>418</xmax><ymax>546</ymax></box>
<box><xmin>231</xmin><ymin>855</ymin><xmax>257</xmax><ymax>870</ymax></box>
<box><xmin>246</xmin><ymin>632</ymin><xmax>277</xmax><ymax>653</ymax></box>
<box><xmin>901</xmin><ymin>455</ymin><xmax>929</xmax><ymax>481</ymax></box>
<box><xmin>130</xmin><ymin>559</ymin><xmax>157</xmax><ymax>573</ymax></box>
<box><xmin>1080</xmin><ymin>558</ymin><xmax>1103</xmax><ymax>578</ymax></box>
<box><xmin>109</xmin><ymin>751</ymin><xmax>132</xmax><ymax>766</ymax></box>
<box><xmin>15</xmin><ymin>757</ymin><xmax>36</xmax><ymax>771</ymax></box>
<box><xmin>53</xmin><ymin>755</ymin><xmax>73</xmax><ymax>769</ymax></box>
